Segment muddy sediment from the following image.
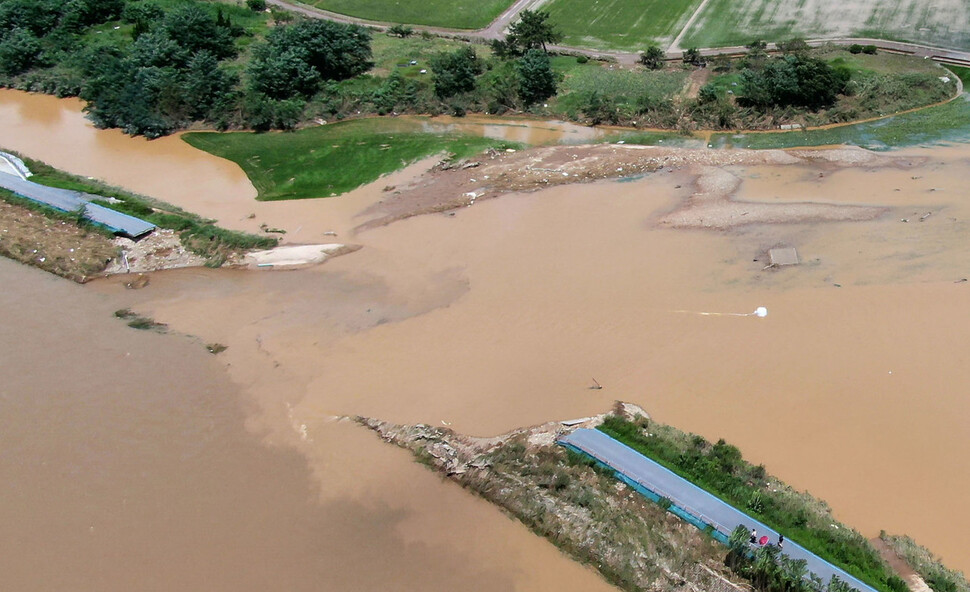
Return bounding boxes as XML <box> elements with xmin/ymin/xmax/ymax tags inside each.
<box><xmin>358</xmin><ymin>144</ymin><xmax>914</xmax><ymax>230</ymax></box>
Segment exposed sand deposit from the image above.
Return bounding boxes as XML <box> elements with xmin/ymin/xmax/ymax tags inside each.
<box><xmin>360</xmin><ymin>144</ymin><xmax>914</xmax><ymax>230</ymax></box>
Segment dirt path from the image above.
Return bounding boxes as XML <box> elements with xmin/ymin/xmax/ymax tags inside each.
<box><xmin>871</xmin><ymin>538</ymin><xmax>934</xmax><ymax>592</ymax></box>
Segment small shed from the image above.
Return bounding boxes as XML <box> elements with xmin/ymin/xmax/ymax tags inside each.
<box><xmin>769</xmin><ymin>247</ymin><xmax>799</xmax><ymax>266</ymax></box>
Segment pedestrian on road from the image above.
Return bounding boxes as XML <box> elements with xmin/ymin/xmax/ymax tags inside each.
<box><xmin>750</xmin><ymin>528</ymin><xmax>757</xmax><ymax>544</ymax></box>
<box><xmin>778</xmin><ymin>534</ymin><xmax>785</xmax><ymax>550</ymax></box>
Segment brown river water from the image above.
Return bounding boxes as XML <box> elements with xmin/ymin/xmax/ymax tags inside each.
<box><xmin>2</xmin><ymin>88</ymin><xmax>969</xmax><ymax>587</ymax></box>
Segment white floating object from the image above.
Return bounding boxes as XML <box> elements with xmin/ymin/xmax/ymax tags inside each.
<box><xmin>753</xmin><ymin>306</ymin><xmax>768</xmax><ymax>318</ymax></box>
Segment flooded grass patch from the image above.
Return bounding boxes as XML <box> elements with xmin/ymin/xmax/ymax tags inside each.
<box><xmin>114</xmin><ymin>308</ymin><xmax>167</xmax><ymax>332</ymax></box>
<box><xmin>183</xmin><ymin>119</ymin><xmax>520</xmax><ymax>200</ymax></box>
<box><xmin>711</xmin><ymin>94</ymin><xmax>970</xmax><ymax>150</ymax></box>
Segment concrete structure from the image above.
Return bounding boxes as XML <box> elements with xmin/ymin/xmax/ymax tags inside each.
<box><xmin>769</xmin><ymin>247</ymin><xmax>799</xmax><ymax>266</ymax></box>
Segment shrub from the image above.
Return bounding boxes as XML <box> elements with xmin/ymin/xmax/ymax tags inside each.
<box><xmin>246</xmin><ymin>0</ymin><xmax>266</xmax><ymax>11</ymax></box>
<box><xmin>848</xmin><ymin>44</ymin><xmax>864</xmax><ymax>54</ymax></box>
<box><xmin>863</xmin><ymin>45</ymin><xmax>878</xmax><ymax>55</ymax></box>
<box><xmin>576</xmin><ymin>55</ymin><xmax>588</xmax><ymax>64</ymax></box>
<box><xmin>388</xmin><ymin>24</ymin><xmax>413</xmax><ymax>38</ymax></box>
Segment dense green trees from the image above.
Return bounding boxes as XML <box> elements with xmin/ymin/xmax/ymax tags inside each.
<box><xmin>0</xmin><ymin>27</ymin><xmax>42</xmax><ymax>76</ymax></box>
<box><xmin>740</xmin><ymin>55</ymin><xmax>849</xmax><ymax>109</ymax></box>
<box><xmin>79</xmin><ymin>4</ymin><xmax>241</xmax><ymax>137</ymax></box>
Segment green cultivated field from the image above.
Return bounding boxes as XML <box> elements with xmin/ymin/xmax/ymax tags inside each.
<box><xmin>308</xmin><ymin>0</ymin><xmax>514</xmax><ymax>29</ymax></box>
<box><xmin>183</xmin><ymin>119</ymin><xmax>518</xmax><ymax>200</ymax></box>
<box><xmin>679</xmin><ymin>0</ymin><xmax>970</xmax><ymax>50</ymax></box>
<box><xmin>544</xmin><ymin>0</ymin><xmax>703</xmax><ymax>49</ymax></box>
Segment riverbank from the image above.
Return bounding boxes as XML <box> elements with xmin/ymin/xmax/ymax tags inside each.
<box><xmin>357</xmin><ymin>403</ymin><xmax>970</xmax><ymax>592</ymax></box>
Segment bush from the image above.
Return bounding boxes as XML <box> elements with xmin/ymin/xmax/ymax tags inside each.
<box><xmin>863</xmin><ymin>45</ymin><xmax>878</xmax><ymax>55</ymax></box>
<box><xmin>848</xmin><ymin>44</ymin><xmax>864</xmax><ymax>54</ymax></box>
<box><xmin>246</xmin><ymin>0</ymin><xmax>266</xmax><ymax>11</ymax></box>
<box><xmin>388</xmin><ymin>24</ymin><xmax>413</xmax><ymax>37</ymax></box>
<box><xmin>576</xmin><ymin>55</ymin><xmax>588</xmax><ymax>64</ymax></box>
<box><xmin>641</xmin><ymin>45</ymin><xmax>665</xmax><ymax>70</ymax></box>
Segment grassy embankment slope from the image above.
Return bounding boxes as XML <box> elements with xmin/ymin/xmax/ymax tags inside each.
<box><xmin>0</xmin><ymin>153</ymin><xmax>276</xmax><ymax>268</ymax></box>
<box><xmin>183</xmin><ymin>119</ymin><xmax>519</xmax><ymax>200</ymax></box>
<box><xmin>599</xmin><ymin>416</ymin><xmax>908</xmax><ymax>592</ymax></box>
<box><xmin>0</xmin><ymin>188</ymin><xmax>118</xmax><ymax>282</ymax></box>
<box><xmin>306</xmin><ymin>0</ymin><xmax>515</xmax><ymax>29</ymax></box>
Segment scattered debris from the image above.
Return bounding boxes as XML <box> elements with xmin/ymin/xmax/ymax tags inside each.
<box><xmin>768</xmin><ymin>247</ymin><xmax>799</xmax><ymax>267</ymax></box>
<box><xmin>124</xmin><ymin>274</ymin><xmax>150</xmax><ymax>290</ymax></box>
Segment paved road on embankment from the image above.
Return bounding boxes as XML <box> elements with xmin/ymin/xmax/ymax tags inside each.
<box><xmin>560</xmin><ymin>428</ymin><xmax>880</xmax><ymax>592</ymax></box>
<box><xmin>0</xmin><ymin>172</ymin><xmax>154</xmax><ymax>238</ymax></box>
<box><xmin>268</xmin><ymin>0</ymin><xmax>970</xmax><ymax>67</ymax></box>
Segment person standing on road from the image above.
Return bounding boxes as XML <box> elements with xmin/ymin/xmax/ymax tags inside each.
<box><xmin>750</xmin><ymin>528</ymin><xmax>757</xmax><ymax>544</ymax></box>
<box><xmin>778</xmin><ymin>534</ymin><xmax>785</xmax><ymax>549</ymax></box>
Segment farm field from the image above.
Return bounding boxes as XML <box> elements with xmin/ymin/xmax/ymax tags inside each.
<box><xmin>678</xmin><ymin>0</ymin><xmax>970</xmax><ymax>50</ymax></box>
<box><xmin>307</xmin><ymin>0</ymin><xmax>514</xmax><ymax>29</ymax></box>
<box><xmin>542</xmin><ymin>0</ymin><xmax>701</xmax><ymax>49</ymax></box>
<box><xmin>543</xmin><ymin>0</ymin><xmax>703</xmax><ymax>50</ymax></box>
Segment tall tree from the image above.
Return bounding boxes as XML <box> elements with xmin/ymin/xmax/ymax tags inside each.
<box><xmin>162</xmin><ymin>5</ymin><xmax>236</xmax><ymax>60</ymax></box>
<box><xmin>639</xmin><ymin>45</ymin><xmax>665</xmax><ymax>70</ymax></box>
<box><xmin>430</xmin><ymin>46</ymin><xmax>482</xmax><ymax>98</ymax></box>
<box><xmin>0</xmin><ymin>27</ymin><xmax>42</xmax><ymax>76</ymax></box>
<box><xmin>507</xmin><ymin>10</ymin><xmax>561</xmax><ymax>53</ymax></box>
<box><xmin>517</xmin><ymin>49</ymin><xmax>556</xmax><ymax>106</ymax></box>
<box><xmin>267</xmin><ymin>20</ymin><xmax>372</xmax><ymax>81</ymax></box>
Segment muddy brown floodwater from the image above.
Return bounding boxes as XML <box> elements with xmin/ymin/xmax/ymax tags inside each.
<box><xmin>2</xmin><ymin>89</ymin><xmax>969</xmax><ymax>585</ymax></box>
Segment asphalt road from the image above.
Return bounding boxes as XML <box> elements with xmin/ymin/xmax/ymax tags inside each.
<box><xmin>560</xmin><ymin>428</ymin><xmax>879</xmax><ymax>592</ymax></box>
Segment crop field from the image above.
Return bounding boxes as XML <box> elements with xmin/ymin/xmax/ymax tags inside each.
<box><xmin>308</xmin><ymin>0</ymin><xmax>514</xmax><ymax>29</ymax></box>
<box><xmin>544</xmin><ymin>0</ymin><xmax>704</xmax><ymax>49</ymax></box>
<box><xmin>679</xmin><ymin>0</ymin><xmax>970</xmax><ymax>50</ymax></box>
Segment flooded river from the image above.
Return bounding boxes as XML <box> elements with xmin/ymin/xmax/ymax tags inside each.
<box><xmin>2</xmin><ymin>88</ymin><xmax>969</xmax><ymax>585</ymax></box>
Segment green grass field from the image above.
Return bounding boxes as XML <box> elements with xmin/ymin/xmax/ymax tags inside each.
<box><xmin>369</xmin><ymin>33</ymin><xmax>482</xmax><ymax>78</ymax></box>
<box><xmin>307</xmin><ymin>0</ymin><xmax>514</xmax><ymax>29</ymax></box>
<box><xmin>679</xmin><ymin>0</ymin><xmax>970</xmax><ymax>50</ymax></box>
<box><xmin>182</xmin><ymin>119</ymin><xmax>519</xmax><ymax>200</ymax></box>
<box><xmin>544</xmin><ymin>0</ymin><xmax>703</xmax><ymax>49</ymax></box>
